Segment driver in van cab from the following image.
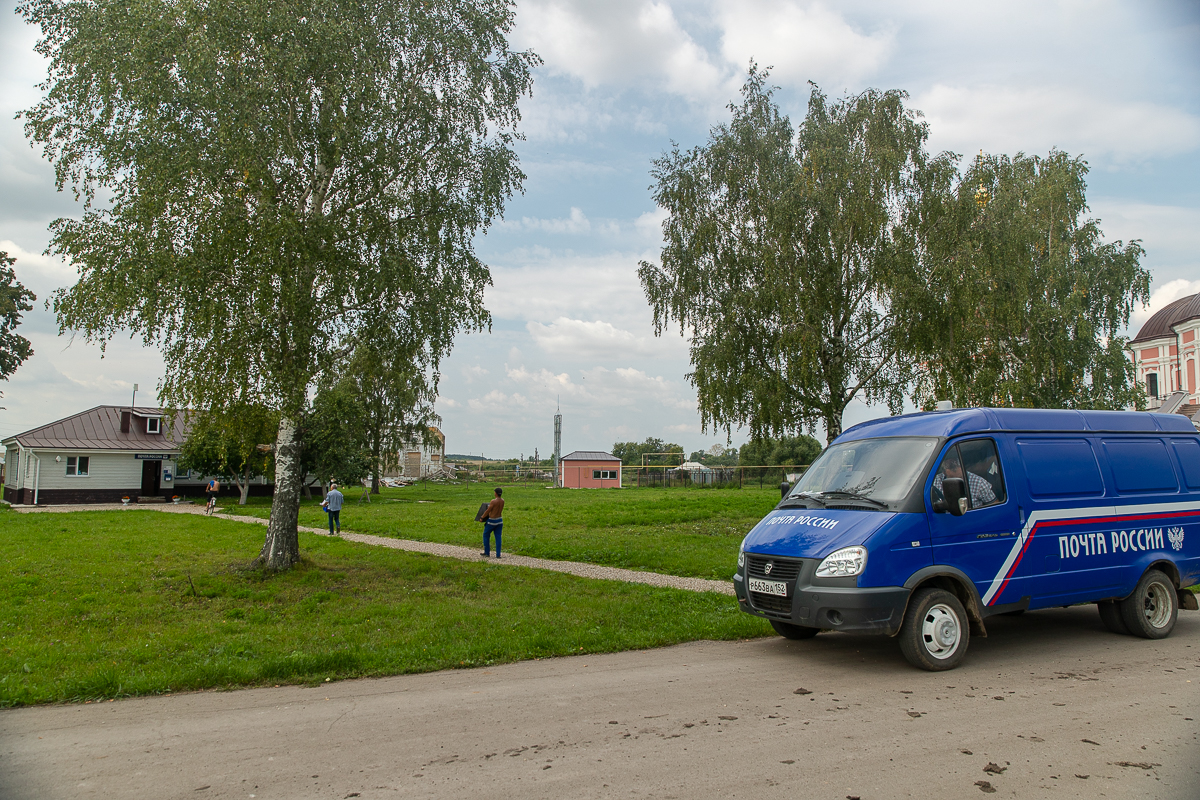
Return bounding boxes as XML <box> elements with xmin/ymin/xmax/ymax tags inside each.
<box><xmin>933</xmin><ymin>449</ymin><xmax>996</xmax><ymax>508</ymax></box>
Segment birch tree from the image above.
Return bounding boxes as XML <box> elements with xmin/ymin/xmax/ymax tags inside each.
<box><xmin>639</xmin><ymin>69</ymin><xmax>951</xmax><ymax>443</ymax></box>
<box><xmin>0</xmin><ymin>252</ymin><xmax>36</xmax><ymax>399</ymax></box>
<box><xmin>906</xmin><ymin>150</ymin><xmax>1150</xmax><ymax>409</ymax></box>
<box><xmin>21</xmin><ymin>0</ymin><xmax>537</xmax><ymax>568</ymax></box>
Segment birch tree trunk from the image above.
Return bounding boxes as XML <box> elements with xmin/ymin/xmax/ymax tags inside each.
<box><xmin>239</xmin><ymin>463</ymin><xmax>252</xmax><ymax>505</ymax></box>
<box><xmin>258</xmin><ymin>416</ymin><xmax>302</xmax><ymax>569</ymax></box>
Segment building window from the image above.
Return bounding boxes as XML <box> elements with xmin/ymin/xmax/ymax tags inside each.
<box><xmin>593</xmin><ymin>469</ymin><xmax>618</xmax><ymax>480</ymax></box>
<box><xmin>1146</xmin><ymin>373</ymin><xmax>1159</xmax><ymax>398</ymax></box>
<box><xmin>66</xmin><ymin>456</ymin><xmax>90</xmax><ymax>477</ymax></box>
<box><xmin>146</xmin><ymin>417</ymin><xmax>161</xmax><ymax>434</ymax></box>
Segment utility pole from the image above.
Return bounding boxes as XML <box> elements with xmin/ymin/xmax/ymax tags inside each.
<box><xmin>553</xmin><ymin>398</ymin><xmax>562</xmax><ymax>488</ymax></box>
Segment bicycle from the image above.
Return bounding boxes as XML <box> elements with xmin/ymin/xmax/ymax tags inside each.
<box><xmin>206</xmin><ymin>494</ymin><xmax>217</xmax><ymax>515</ymax></box>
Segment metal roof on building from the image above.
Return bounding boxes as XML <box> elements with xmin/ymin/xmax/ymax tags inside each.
<box><xmin>1131</xmin><ymin>293</ymin><xmax>1200</xmax><ymax>344</ymax></box>
<box><xmin>560</xmin><ymin>450</ymin><xmax>620</xmax><ymax>461</ymax></box>
<box><xmin>838</xmin><ymin>407</ymin><xmax>1197</xmax><ymax>442</ymax></box>
<box><xmin>1</xmin><ymin>406</ymin><xmax>188</xmax><ymax>450</ymax></box>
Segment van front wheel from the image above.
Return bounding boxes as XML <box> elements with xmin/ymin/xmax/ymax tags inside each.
<box><xmin>899</xmin><ymin>588</ymin><xmax>969</xmax><ymax>671</ymax></box>
<box><xmin>1119</xmin><ymin>570</ymin><xmax>1177</xmax><ymax>640</ymax></box>
<box><xmin>770</xmin><ymin>620</ymin><xmax>819</xmax><ymax>640</ymax></box>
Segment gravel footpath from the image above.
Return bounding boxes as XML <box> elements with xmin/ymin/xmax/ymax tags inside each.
<box><xmin>10</xmin><ymin>501</ymin><xmax>734</xmax><ymax>596</ymax></box>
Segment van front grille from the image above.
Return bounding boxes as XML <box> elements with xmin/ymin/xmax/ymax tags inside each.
<box><xmin>749</xmin><ymin>591</ymin><xmax>793</xmax><ymax>616</ymax></box>
<box><xmin>745</xmin><ymin>555</ymin><xmax>802</xmax><ymax>581</ymax></box>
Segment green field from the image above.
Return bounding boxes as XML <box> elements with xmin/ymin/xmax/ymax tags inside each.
<box><xmin>216</xmin><ymin>482</ymin><xmax>783</xmax><ymax>579</ymax></box>
<box><xmin>0</xmin><ymin>506</ymin><xmax>771</xmax><ymax>706</ymax></box>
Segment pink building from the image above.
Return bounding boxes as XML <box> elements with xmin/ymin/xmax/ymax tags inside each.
<box><xmin>1129</xmin><ymin>293</ymin><xmax>1200</xmax><ymax>410</ymax></box>
<box><xmin>558</xmin><ymin>451</ymin><xmax>622</xmax><ymax>489</ymax></box>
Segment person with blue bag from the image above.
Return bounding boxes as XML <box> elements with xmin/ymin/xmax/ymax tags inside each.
<box><xmin>321</xmin><ymin>482</ymin><xmax>344</xmax><ymax>535</ymax></box>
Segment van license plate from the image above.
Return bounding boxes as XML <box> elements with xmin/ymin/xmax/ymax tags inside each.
<box><xmin>749</xmin><ymin>578</ymin><xmax>787</xmax><ymax>597</ymax></box>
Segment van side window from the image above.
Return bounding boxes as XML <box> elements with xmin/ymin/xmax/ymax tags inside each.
<box><xmin>1102</xmin><ymin>439</ymin><xmax>1178</xmax><ymax>493</ymax></box>
<box><xmin>932</xmin><ymin>439</ymin><xmax>1005</xmax><ymax>510</ymax></box>
<box><xmin>1171</xmin><ymin>439</ymin><xmax>1200</xmax><ymax>490</ymax></box>
<box><xmin>1016</xmin><ymin>439</ymin><xmax>1104</xmax><ymax>498</ymax></box>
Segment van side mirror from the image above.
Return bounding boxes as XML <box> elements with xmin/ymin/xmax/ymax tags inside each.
<box><xmin>942</xmin><ymin>478</ymin><xmax>967</xmax><ymax>516</ymax></box>
<box><xmin>780</xmin><ymin>481</ymin><xmax>791</xmax><ymax>500</ymax></box>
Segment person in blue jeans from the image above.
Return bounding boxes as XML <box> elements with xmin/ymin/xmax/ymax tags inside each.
<box><xmin>321</xmin><ymin>482</ymin><xmax>344</xmax><ymax>534</ymax></box>
<box><xmin>482</xmin><ymin>487</ymin><xmax>504</xmax><ymax>558</ymax></box>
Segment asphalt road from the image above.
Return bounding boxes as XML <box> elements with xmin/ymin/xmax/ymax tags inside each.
<box><xmin>2</xmin><ymin>606</ymin><xmax>1197</xmax><ymax>800</ymax></box>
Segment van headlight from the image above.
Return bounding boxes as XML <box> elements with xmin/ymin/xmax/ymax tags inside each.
<box><xmin>737</xmin><ymin>546</ymin><xmax>745</xmax><ymax>569</ymax></box>
<box><xmin>815</xmin><ymin>546</ymin><xmax>867</xmax><ymax>578</ymax></box>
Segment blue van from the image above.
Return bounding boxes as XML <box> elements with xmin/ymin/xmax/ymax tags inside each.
<box><xmin>733</xmin><ymin>408</ymin><xmax>1200</xmax><ymax>670</ymax></box>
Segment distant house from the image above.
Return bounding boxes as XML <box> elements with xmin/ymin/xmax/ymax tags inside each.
<box><xmin>558</xmin><ymin>451</ymin><xmax>622</xmax><ymax>488</ymax></box>
<box><xmin>674</xmin><ymin>460</ymin><xmax>717</xmax><ymax>485</ymax></box>
<box><xmin>2</xmin><ymin>405</ymin><xmax>269</xmax><ymax>505</ymax></box>
<box><xmin>1130</xmin><ymin>293</ymin><xmax>1200</xmax><ymax>412</ymax></box>
<box><xmin>394</xmin><ymin>426</ymin><xmax>447</xmax><ymax>478</ymax></box>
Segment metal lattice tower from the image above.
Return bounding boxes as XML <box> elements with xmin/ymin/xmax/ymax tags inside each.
<box><xmin>553</xmin><ymin>398</ymin><xmax>562</xmax><ymax>483</ymax></box>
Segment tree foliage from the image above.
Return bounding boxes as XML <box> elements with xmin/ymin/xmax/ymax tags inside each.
<box><xmin>688</xmin><ymin>443</ymin><xmax>740</xmax><ymax>466</ymax></box>
<box><xmin>738</xmin><ymin>434</ymin><xmax>822</xmax><ymax>468</ymax></box>
<box><xmin>906</xmin><ymin>151</ymin><xmax>1149</xmax><ymax>409</ymax></box>
<box><xmin>178</xmin><ymin>405</ymin><xmax>278</xmax><ymax>505</ymax></box>
<box><xmin>0</xmin><ymin>251</ymin><xmax>36</xmax><ymax>391</ymax></box>
<box><xmin>339</xmin><ymin>331</ymin><xmax>439</xmax><ymax>493</ymax></box>
<box><xmin>304</xmin><ymin>377</ymin><xmax>373</xmax><ymax>490</ymax></box>
<box><xmin>640</xmin><ymin>67</ymin><xmax>948</xmax><ymax>443</ymax></box>
<box><xmin>21</xmin><ymin>0</ymin><xmax>538</xmax><ymax>567</ymax></box>
<box><xmin>610</xmin><ymin>437</ymin><xmax>684</xmax><ymax>466</ymax></box>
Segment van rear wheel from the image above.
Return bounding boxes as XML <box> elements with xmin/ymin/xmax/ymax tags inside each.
<box><xmin>1119</xmin><ymin>570</ymin><xmax>1178</xmax><ymax>640</ymax></box>
<box><xmin>1097</xmin><ymin>600</ymin><xmax>1130</xmax><ymax>635</ymax></box>
<box><xmin>770</xmin><ymin>620</ymin><xmax>819</xmax><ymax>640</ymax></box>
<box><xmin>899</xmin><ymin>588</ymin><xmax>969</xmax><ymax>671</ymax></box>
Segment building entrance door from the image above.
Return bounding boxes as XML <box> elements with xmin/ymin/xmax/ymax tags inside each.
<box><xmin>141</xmin><ymin>460</ymin><xmax>160</xmax><ymax>497</ymax></box>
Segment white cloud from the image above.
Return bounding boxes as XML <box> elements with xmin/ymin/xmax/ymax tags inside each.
<box><xmin>527</xmin><ymin>317</ymin><xmax>655</xmax><ymax>359</ymax></box>
<box><xmin>1130</xmin><ymin>278</ymin><xmax>1200</xmax><ymax>335</ymax></box>
<box><xmin>918</xmin><ymin>84</ymin><xmax>1200</xmax><ymax>164</ymax></box>
<box><xmin>1088</xmin><ymin>201</ymin><xmax>1200</xmax><ymax>274</ymax></box>
<box><xmin>0</xmin><ymin>239</ymin><xmax>76</xmax><ymax>297</ymax></box>
<box><xmin>514</xmin><ymin>0</ymin><xmax>733</xmax><ymax>101</ymax></box>
<box><xmin>503</xmin><ymin>206</ymin><xmax>592</xmax><ymax>234</ymax></box>
<box><xmin>494</xmin><ymin>362</ymin><xmax>694</xmax><ymax>415</ymax></box>
<box><xmin>0</xmin><ymin>326</ymin><xmax>167</xmax><ymax>438</ymax></box>
<box><xmin>634</xmin><ymin>207</ymin><xmax>668</xmax><ymax>245</ymax></box>
<box><xmin>460</xmin><ymin>364</ymin><xmax>489</xmax><ymax>384</ymax></box>
<box><xmin>497</xmin><ymin>207</ymin><xmax>622</xmax><ymax>237</ymax></box>
<box><xmin>518</xmin><ymin>95</ymin><xmax>616</xmax><ymax>143</ymax></box>
<box><xmin>716</xmin><ymin>0</ymin><xmax>893</xmax><ymax>88</ymax></box>
<box><xmin>485</xmin><ymin>251</ymin><xmax>655</xmax><ymax>327</ymax></box>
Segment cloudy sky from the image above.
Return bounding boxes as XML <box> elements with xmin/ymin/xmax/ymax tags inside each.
<box><xmin>1</xmin><ymin>0</ymin><xmax>1198</xmax><ymax>458</ymax></box>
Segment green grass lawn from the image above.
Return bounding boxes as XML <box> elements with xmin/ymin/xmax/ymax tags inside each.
<box><xmin>216</xmin><ymin>482</ymin><xmax>783</xmax><ymax>579</ymax></box>
<box><xmin>0</xmin><ymin>507</ymin><xmax>770</xmax><ymax>706</ymax></box>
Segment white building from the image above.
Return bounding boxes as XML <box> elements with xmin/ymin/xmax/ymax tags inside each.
<box><xmin>1129</xmin><ymin>293</ymin><xmax>1200</xmax><ymax>412</ymax></box>
<box><xmin>2</xmin><ymin>405</ymin><xmax>267</xmax><ymax>505</ymax></box>
<box><xmin>395</xmin><ymin>426</ymin><xmax>447</xmax><ymax>478</ymax></box>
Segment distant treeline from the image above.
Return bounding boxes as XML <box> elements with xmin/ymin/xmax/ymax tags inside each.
<box><xmin>612</xmin><ymin>435</ymin><xmax>822</xmax><ymax>467</ymax></box>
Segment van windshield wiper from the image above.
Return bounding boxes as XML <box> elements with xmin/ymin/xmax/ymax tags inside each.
<box><xmin>778</xmin><ymin>491</ymin><xmax>826</xmax><ymax>508</ymax></box>
<box><xmin>817</xmin><ymin>490</ymin><xmax>889</xmax><ymax>509</ymax></box>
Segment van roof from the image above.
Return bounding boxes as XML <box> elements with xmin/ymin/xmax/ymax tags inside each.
<box><xmin>838</xmin><ymin>407</ymin><xmax>1198</xmax><ymax>442</ymax></box>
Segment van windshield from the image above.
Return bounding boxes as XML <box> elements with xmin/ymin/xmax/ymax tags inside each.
<box><xmin>787</xmin><ymin>437</ymin><xmax>939</xmax><ymax>508</ymax></box>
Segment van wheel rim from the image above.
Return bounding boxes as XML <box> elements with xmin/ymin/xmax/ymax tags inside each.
<box><xmin>921</xmin><ymin>604</ymin><xmax>960</xmax><ymax>659</ymax></box>
<box><xmin>1143</xmin><ymin>583</ymin><xmax>1173</xmax><ymax>628</ymax></box>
